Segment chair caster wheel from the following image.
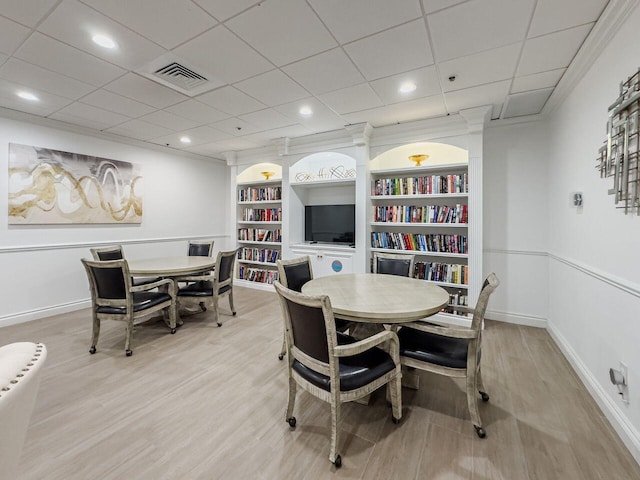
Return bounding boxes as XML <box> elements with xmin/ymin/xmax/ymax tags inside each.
<box><xmin>89</xmin><ymin>346</ymin><xmax>96</xmax><ymax>354</ymax></box>
<box><xmin>333</xmin><ymin>455</ymin><xmax>342</xmax><ymax>468</ymax></box>
<box><xmin>474</xmin><ymin>425</ymin><xmax>486</xmax><ymax>438</ymax></box>
<box><xmin>199</xmin><ymin>302</ymin><xmax>207</xmax><ymax>312</ymax></box>
<box><xmin>287</xmin><ymin>417</ymin><xmax>296</xmax><ymax>428</ymax></box>
<box><xmin>126</xmin><ymin>350</ymin><xmax>133</xmax><ymax>357</ymax></box>
<box><xmin>278</xmin><ymin>354</ymin><xmax>284</xmax><ymax>360</ymax></box>
<box><xmin>480</xmin><ymin>391</ymin><xmax>490</xmax><ymax>402</ymax></box>
<box><xmin>170</xmin><ymin>328</ymin><xmax>177</xmax><ymax>334</ymax></box>
<box><xmin>392</xmin><ymin>416</ymin><xmax>401</xmax><ymax>424</ymax></box>
<box><xmin>217</xmin><ymin>322</ymin><xmax>222</xmax><ymax>327</ymax></box>
<box><xmin>232</xmin><ymin>312</ymin><xmax>237</xmax><ymax>316</ymax></box>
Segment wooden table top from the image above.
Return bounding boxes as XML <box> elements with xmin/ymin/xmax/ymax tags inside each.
<box><xmin>128</xmin><ymin>256</ymin><xmax>215</xmax><ymax>276</ymax></box>
<box><xmin>301</xmin><ymin>273</ymin><xmax>449</xmax><ymax>324</ymax></box>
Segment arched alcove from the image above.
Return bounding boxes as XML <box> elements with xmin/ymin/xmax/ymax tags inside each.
<box><xmin>236</xmin><ymin>162</ymin><xmax>282</xmax><ymax>183</ymax></box>
<box><xmin>371</xmin><ymin>142</ymin><xmax>468</xmax><ymax>171</ymax></box>
<box><xmin>290</xmin><ymin>152</ymin><xmax>356</xmax><ymax>184</ymax></box>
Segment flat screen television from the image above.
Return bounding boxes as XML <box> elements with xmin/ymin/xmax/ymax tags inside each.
<box><xmin>304</xmin><ymin>204</ymin><xmax>355</xmax><ymax>245</ymax></box>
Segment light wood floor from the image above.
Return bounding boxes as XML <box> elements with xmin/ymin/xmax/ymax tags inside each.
<box><xmin>3</xmin><ymin>286</ymin><xmax>640</xmax><ymax>480</ymax></box>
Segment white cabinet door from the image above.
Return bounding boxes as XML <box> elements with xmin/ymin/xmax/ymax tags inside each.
<box><xmin>291</xmin><ymin>247</ymin><xmax>354</xmax><ymax>278</ymax></box>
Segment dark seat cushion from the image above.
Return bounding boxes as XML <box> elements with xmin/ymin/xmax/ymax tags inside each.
<box><xmin>132</xmin><ymin>276</ymin><xmax>161</xmax><ymax>287</ymax></box>
<box><xmin>397</xmin><ymin>327</ymin><xmax>469</xmax><ymax>369</ymax></box>
<box><xmin>177</xmin><ymin>281</ymin><xmax>231</xmax><ymax>297</ymax></box>
<box><xmin>292</xmin><ymin>333</ymin><xmax>396</xmax><ymax>392</ymax></box>
<box><xmin>96</xmin><ymin>292</ymin><xmax>172</xmax><ymax>314</ymax></box>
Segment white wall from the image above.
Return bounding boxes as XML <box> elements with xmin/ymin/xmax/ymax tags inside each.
<box><xmin>545</xmin><ymin>5</ymin><xmax>640</xmax><ymax>463</ymax></box>
<box><xmin>0</xmin><ymin>115</ymin><xmax>230</xmax><ymax>326</ymax></box>
<box><xmin>483</xmin><ymin>120</ymin><xmax>549</xmax><ymax>327</ymax></box>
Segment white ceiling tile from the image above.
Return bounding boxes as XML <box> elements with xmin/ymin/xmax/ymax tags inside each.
<box><xmin>275</xmin><ymin>97</ymin><xmax>346</xmax><ymax>132</ymax></box>
<box><xmin>148</xmin><ymin>125</ymin><xmax>230</xmax><ymax>147</ymax></box>
<box><xmin>235</xmin><ymin>70</ymin><xmax>309</xmax><ymax>107</ymax></box>
<box><xmin>103</xmin><ymin>73</ymin><xmax>188</xmax><ymax>109</ymax></box>
<box><xmin>193</xmin><ymin>0</ymin><xmax>260</xmax><ymax>21</ymax></box>
<box><xmin>0</xmin><ymin>58</ymin><xmax>95</xmax><ymax>99</ymax></box>
<box><xmin>104</xmin><ymin>119</ymin><xmax>174</xmax><ymax>141</ymax></box>
<box><xmin>444</xmin><ymin>80</ymin><xmax>511</xmax><ymax>114</ymax></box>
<box><xmin>344</xmin><ymin>19</ymin><xmax>433</xmax><ymax>81</ymax></box>
<box><xmin>517</xmin><ymin>24</ymin><xmax>593</xmax><ymax>77</ymax></box>
<box><xmin>283</xmin><ymin>48</ymin><xmax>365</xmax><ymax>95</ymax></box>
<box><xmin>164</xmin><ymin>99</ymin><xmax>229</xmax><ymax>124</ymax></box>
<box><xmin>0</xmin><ymin>53</ymin><xmax>7</xmax><ymax>64</ymax></box>
<box><xmin>197</xmin><ymin>86</ymin><xmax>266</xmax><ymax>116</ymax></box>
<box><xmin>319</xmin><ymin>84</ymin><xmax>383</xmax><ymax>115</ymax></box>
<box><xmin>226</xmin><ymin>0</ymin><xmax>337</xmax><ymax>66</ymax></box>
<box><xmin>211</xmin><ymin>117</ymin><xmax>262</xmax><ymax>136</ymax></box>
<box><xmin>529</xmin><ymin>0</ymin><xmax>608</xmax><ymax>38</ymax></box>
<box><xmin>14</xmin><ymin>32</ymin><xmax>126</xmax><ymax>86</ymax></box>
<box><xmin>369</xmin><ymin>65</ymin><xmax>442</xmax><ymax>104</ymax></box>
<box><xmin>428</xmin><ymin>0</ymin><xmax>535</xmax><ymax>61</ymax></box>
<box><xmin>0</xmin><ymin>0</ymin><xmax>59</xmax><ymax>27</ymax></box>
<box><xmin>238</xmin><ymin>108</ymin><xmax>296</xmax><ymax>130</ymax></box>
<box><xmin>511</xmin><ymin>68</ymin><xmax>566</xmax><ymax>94</ymax></box>
<box><xmin>342</xmin><ymin>94</ymin><xmax>447</xmax><ymax>127</ymax></box>
<box><xmin>139</xmin><ymin>110</ymin><xmax>199</xmax><ymax>131</ymax></box>
<box><xmin>173</xmin><ymin>26</ymin><xmax>273</xmax><ymax>84</ymax></box>
<box><xmin>421</xmin><ymin>0</ymin><xmax>468</xmax><ymax>15</ymax></box>
<box><xmin>240</xmin><ymin>124</ymin><xmax>314</xmax><ymax>144</ymax></box>
<box><xmin>0</xmin><ymin>77</ymin><xmax>73</xmax><ymax>116</ymax></box>
<box><xmin>184</xmin><ymin>141</ymin><xmax>227</xmax><ymax>156</ymax></box>
<box><xmin>502</xmin><ymin>87</ymin><xmax>553</xmax><ymax>118</ymax></box>
<box><xmin>308</xmin><ymin>0</ymin><xmax>423</xmax><ymax>44</ymax></box>
<box><xmin>37</xmin><ymin>0</ymin><xmax>165</xmax><ymax>71</ymax></box>
<box><xmin>0</xmin><ymin>16</ymin><xmax>31</xmax><ymax>55</ymax></box>
<box><xmin>213</xmin><ymin>136</ymin><xmax>263</xmax><ymax>150</ymax></box>
<box><xmin>79</xmin><ymin>89</ymin><xmax>156</xmax><ymax>117</ymax></box>
<box><xmin>439</xmin><ymin>43</ymin><xmax>521</xmax><ymax>92</ymax></box>
<box><xmin>52</xmin><ymin>102</ymin><xmax>130</xmax><ymax>129</ymax></box>
<box><xmin>81</xmin><ymin>0</ymin><xmax>218</xmax><ymax>49</ymax></box>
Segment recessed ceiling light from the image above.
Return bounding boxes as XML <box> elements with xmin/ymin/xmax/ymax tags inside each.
<box><xmin>299</xmin><ymin>106</ymin><xmax>313</xmax><ymax>117</ymax></box>
<box><xmin>180</xmin><ymin>136</ymin><xmax>191</xmax><ymax>144</ymax></box>
<box><xmin>399</xmin><ymin>82</ymin><xmax>417</xmax><ymax>94</ymax></box>
<box><xmin>92</xmin><ymin>34</ymin><xmax>116</xmax><ymax>49</ymax></box>
<box><xmin>17</xmin><ymin>91</ymin><xmax>39</xmax><ymax>102</ymax></box>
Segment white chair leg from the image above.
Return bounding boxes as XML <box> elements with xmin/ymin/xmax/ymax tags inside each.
<box><xmin>329</xmin><ymin>399</ymin><xmax>341</xmax><ymax>467</ymax></box>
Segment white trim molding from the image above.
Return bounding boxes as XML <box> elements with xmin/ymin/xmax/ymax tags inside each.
<box><xmin>488</xmin><ymin>309</ymin><xmax>547</xmax><ymax>328</ymax></box>
<box><xmin>0</xmin><ymin>299</ymin><xmax>91</xmax><ymax>328</ymax></box>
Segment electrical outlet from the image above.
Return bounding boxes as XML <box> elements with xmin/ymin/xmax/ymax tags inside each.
<box><xmin>620</xmin><ymin>361</ymin><xmax>629</xmax><ymax>404</ymax></box>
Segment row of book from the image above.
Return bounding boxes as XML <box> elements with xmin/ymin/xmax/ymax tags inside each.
<box><xmin>238</xmin><ymin>186</ymin><xmax>282</xmax><ymax>202</ymax></box>
<box><xmin>371</xmin><ymin>232</ymin><xmax>468</xmax><ymax>254</ymax></box>
<box><xmin>373</xmin><ymin>204</ymin><xmax>468</xmax><ymax>224</ymax></box>
<box><xmin>241</xmin><ymin>207</ymin><xmax>282</xmax><ymax>222</ymax></box>
<box><xmin>414</xmin><ymin>261</ymin><xmax>468</xmax><ymax>285</ymax></box>
<box><xmin>372</xmin><ymin>174</ymin><xmax>468</xmax><ymax>196</ymax></box>
<box><xmin>237</xmin><ymin>247</ymin><xmax>279</xmax><ymax>264</ymax></box>
<box><xmin>237</xmin><ymin>228</ymin><xmax>282</xmax><ymax>242</ymax></box>
<box><xmin>238</xmin><ymin>266</ymin><xmax>279</xmax><ymax>284</ymax></box>
<box><xmin>442</xmin><ymin>290</ymin><xmax>469</xmax><ymax>316</ymax></box>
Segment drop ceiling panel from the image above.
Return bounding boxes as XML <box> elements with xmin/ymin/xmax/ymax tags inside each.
<box><xmin>235</xmin><ymin>70</ymin><xmax>309</xmax><ymax>107</ymax></box>
<box><xmin>421</xmin><ymin>0</ymin><xmax>468</xmax><ymax>15</ymax></box>
<box><xmin>79</xmin><ymin>89</ymin><xmax>156</xmax><ymax>118</ymax></box>
<box><xmin>139</xmin><ymin>109</ymin><xmax>200</xmax><ymax>131</ymax></box>
<box><xmin>81</xmin><ymin>0</ymin><xmax>218</xmax><ymax>49</ymax></box>
<box><xmin>211</xmin><ymin>117</ymin><xmax>262</xmax><ymax>136</ymax></box>
<box><xmin>185</xmin><ymin>141</ymin><xmax>227</xmax><ymax>156</ymax></box>
<box><xmin>0</xmin><ymin>78</ymin><xmax>73</xmax><ymax>116</ymax></box>
<box><xmin>503</xmin><ymin>88</ymin><xmax>553</xmax><ymax>118</ymax></box>
<box><xmin>0</xmin><ymin>58</ymin><xmax>95</xmax><ymax>100</ymax></box>
<box><xmin>344</xmin><ymin>19</ymin><xmax>434</xmax><ymax>81</ymax></box>
<box><xmin>238</xmin><ymin>108</ymin><xmax>296</xmax><ymax>131</ymax></box>
<box><xmin>528</xmin><ymin>0</ymin><xmax>608</xmax><ymax>38</ymax></box>
<box><xmin>197</xmin><ymin>86</ymin><xmax>266</xmax><ymax>116</ymax></box>
<box><xmin>511</xmin><ymin>68</ymin><xmax>566</xmax><ymax>94</ymax></box>
<box><xmin>37</xmin><ymin>0</ymin><xmax>165</xmax><ymax>71</ymax></box>
<box><xmin>164</xmin><ymin>99</ymin><xmax>229</xmax><ymax>124</ymax></box>
<box><xmin>0</xmin><ymin>0</ymin><xmax>59</xmax><ymax>27</ymax></box>
<box><xmin>240</xmin><ymin>124</ymin><xmax>314</xmax><ymax>144</ymax></box>
<box><xmin>282</xmin><ymin>48</ymin><xmax>365</xmax><ymax>95</ymax></box>
<box><xmin>52</xmin><ymin>101</ymin><xmax>130</xmax><ymax>129</ymax></box>
<box><xmin>173</xmin><ymin>26</ymin><xmax>272</xmax><ymax>85</ymax></box>
<box><xmin>308</xmin><ymin>0</ymin><xmax>423</xmax><ymax>44</ymax></box>
<box><xmin>149</xmin><ymin>125</ymin><xmax>230</xmax><ymax>147</ymax></box>
<box><xmin>369</xmin><ymin>66</ymin><xmax>442</xmax><ymax>105</ymax></box>
<box><xmin>428</xmin><ymin>0</ymin><xmax>535</xmax><ymax>61</ymax></box>
<box><xmin>275</xmin><ymin>97</ymin><xmax>346</xmax><ymax>132</ymax></box>
<box><xmin>225</xmin><ymin>0</ymin><xmax>337</xmax><ymax>66</ymax></box>
<box><xmin>517</xmin><ymin>24</ymin><xmax>592</xmax><ymax>77</ymax></box>
<box><xmin>319</xmin><ymin>83</ymin><xmax>384</xmax><ymax>115</ymax></box>
<box><xmin>342</xmin><ymin>94</ymin><xmax>447</xmax><ymax>127</ymax></box>
<box><xmin>14</xmin><ymin>33</ymin><xmax>126</xmax><ymax>86</ymax></box>
<box><xmin>439</xmin><ymin>43</ymin><xmax>521</xmax><ymax>92</ymax></box>
<box><xmin>193</xmin><ymin>0</ymin><xmax>260</xmax><ymax>22</ymax></box>
<box><xmin>104</xmin><ymin>73</ymin><xmax>188</xmax><ymax>109</ymax></box>
<box><xmin>444</xmin><ymin>80</ymin><xmax>510</xmax><ymax>114</ymax></box>
<box><xmin>213</xmin><ymin>136</ymin><xmax>263</xmax><ymax>151</ymax></box>
<box><xmin>0</xmin><ymin>16</ymin><xmax>31</xmax><ymax>56</ymax></box>
<box><xmin>105</xmin><ymin>119</ymin><xmax>174</xmax><ymax>141</ymax></box>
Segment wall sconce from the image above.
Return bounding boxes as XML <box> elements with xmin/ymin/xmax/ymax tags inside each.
<box><xmin>261</xmin><ymin>171</ymin><xmax>275</xmax><ymax>180</ymax></box>
<box><xmin>409</xmin><ymin>154</ymin><xmax>429</xmax><ymax>167</ymax></box>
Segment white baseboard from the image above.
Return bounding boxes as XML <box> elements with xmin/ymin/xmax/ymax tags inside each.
<box><xmin>235</xmin><ymin>279</ymin><xmax>277</xmax><ymax>292</ymax></box>
<box><xmin>0</xmin><ymin>299</ymin><xmax>90</xmax><ymax>328</ymax></box>
<box><xmin>487</xmin><ymin>309</ymin><xmax>547</xmax><ymax>328</ymax></box>
<box><xmin>547</xmin><ymin>323</ymin><xmax>640</xmax><ymax>466</ymax></box>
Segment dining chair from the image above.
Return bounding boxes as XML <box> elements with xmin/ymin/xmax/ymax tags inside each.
<box><xmin>188</xmin><ymin>240</ymin><xmax>214</xmax><ymax>257</ymax></box>
<box><xmin>0</xmin><ymin>342</ymin><xmax>47</xmax><ymax>480</ymax></box>
<box><xmin>176</xmin><ymin>249</ymin><xmax>238</xmax><ymax>327</ymax></box>
<box><xmin>397</xmin><ymin>272</ymin><xmax>499</xmax><ymax>438</ymax></box>
<box><xmin>90</xmin><ymin>245</ymin><xmax>160</xmax><ymax>286</ymax></box>
<box><xmin>273</xmin><ymin>281</ymin><xmax>402</xmax><ymax>468</ymax></box>
<box><xmin>81</xmin><ymin>258</ymin><xmax>177</xmax><ymax>356</ymax></box>
<box><xmin>373</xmin><ymin>251</ymin><xmax>416</xmax><ymax>277</ymax></box>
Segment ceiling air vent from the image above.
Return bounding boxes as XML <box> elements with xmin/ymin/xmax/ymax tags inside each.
<box><xmin>137</xmin><ymin>54</ymin><xmax>224</xmax><ymax>97</ymax></box>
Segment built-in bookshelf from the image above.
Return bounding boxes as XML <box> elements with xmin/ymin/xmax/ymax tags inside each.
<box><xmin>236</xmin><ymin>179</ymin><xmax>282</xmax><ymax>286</ymax></box>
<box><xmin>370</xmin><ymin>163</ymin><xmax>470</xmax><ymax>315</ymax></box>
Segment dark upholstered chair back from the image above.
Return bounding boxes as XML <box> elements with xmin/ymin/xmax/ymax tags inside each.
<box><xmin>89</xmin><ymin>262</ymin><xmax>128</xmax><ymax>299</ymax></box>
<box><xmin>217</xmin><ymin>250</ymin><xmax>236</xmax><ymax>282</ymax></box>
<box><xmin>283</xmin><ymin>295</ymin><xmax>330</xmax><ymax>363</ymax></box>
<box><xmin>188</xmin><ymin>241</ymin><xmax>214</xmax><ymax>257</ymax></box>
<box><xmin>90</xmin><ymin>245</ymin><xmax>124</xmax><ymax>261</ymax></box>
<box><xmin>376</xmin><ymin>257</ymin><xmax>412</xmax><ymax>277</ymax></box>
<box><xmin>277</xmin><ymin>256</ymin><xmax>313</xmax><ymax>292</ymax></box>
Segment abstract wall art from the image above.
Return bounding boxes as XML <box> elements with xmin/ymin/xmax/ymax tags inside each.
<box><xmin>8</xmin><ymin>143</ymin><xmax>143</xmax><ymax>224</ymax></box>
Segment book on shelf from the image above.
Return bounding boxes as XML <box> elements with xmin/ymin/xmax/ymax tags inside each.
<box><xmin>414</xmin><ymin>261</ymin><xmax>468</xmax><ymax>285</ymax></box>
<box><xmin>372</xmin><ymin>174</ymin><xmax>468</xmax><ymax>196</ymax></box>
<box><xmin>238</xmin><ymin>186</ymin><xmax>282</xmax><ymax>202</ymax></box>
<box><xmin>371</xmin><ymin>232</ymin><xmax>468</xmax><ymax>254</ymax></box>
<box><xmin>372</xmin><ymin>204</ymin><xmax>468</xmax><ymax>224</ymax></box>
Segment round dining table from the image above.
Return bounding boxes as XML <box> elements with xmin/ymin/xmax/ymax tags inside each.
<box><xmin>301</xmin><ymin>273</ymin><xmax>449</xmax><ymax>324</ymax></box>
<box><xmin>127</xmin><ymin>256</ymin><xmax>215</xmax><ymax>277</ymax></box>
